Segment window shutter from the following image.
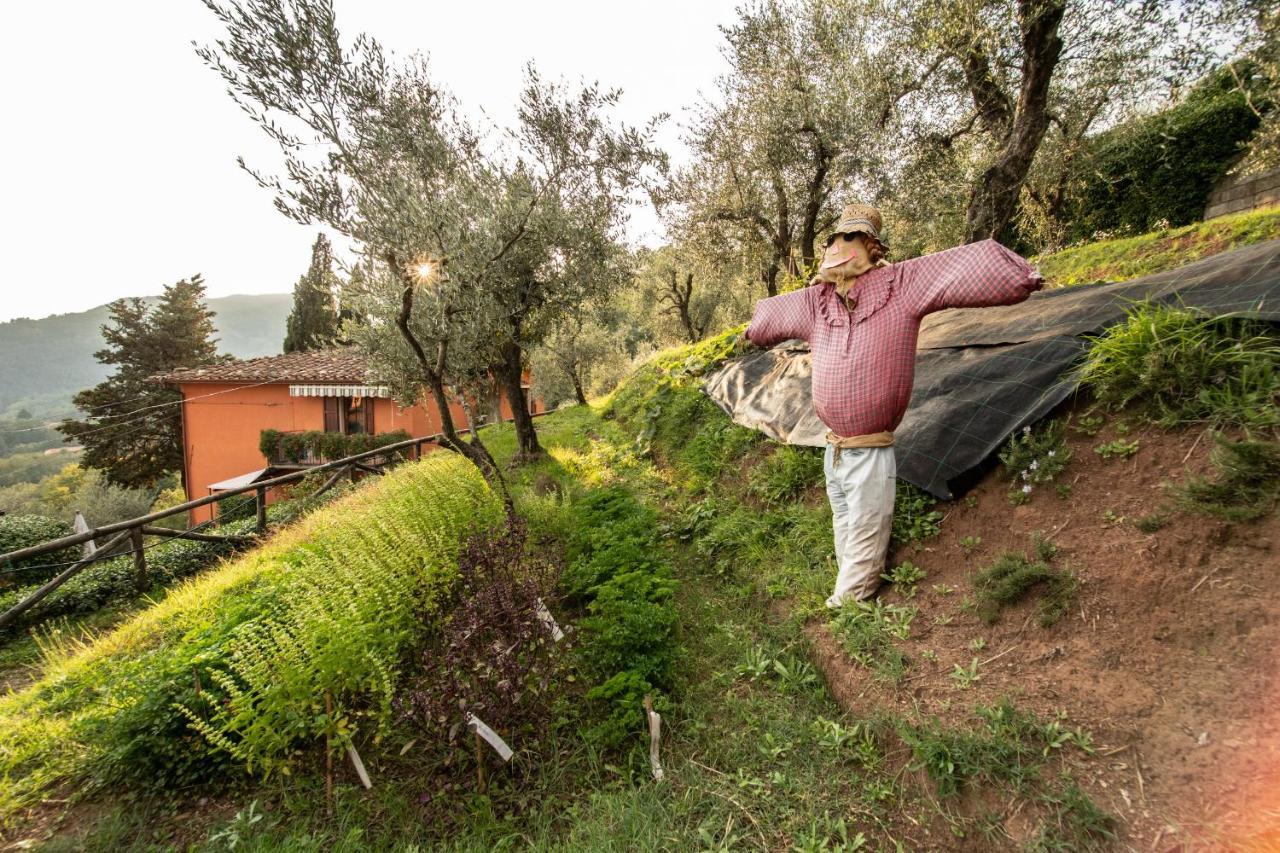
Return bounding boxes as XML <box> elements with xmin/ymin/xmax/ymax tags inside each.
<box><xmin>323</xmin><ymin>397</ymin><xmax>341</xmax><ymax>433</ymax></box>
<box><xmin>363</xmin><ymin>399</ymin><xmax>375</xmax><ymax>434</ymax></box>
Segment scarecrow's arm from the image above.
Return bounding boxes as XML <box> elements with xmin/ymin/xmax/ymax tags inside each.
<box><xmin>744</xmin><ymin>285</ymin><xmax>818</xmax><ymax>346</ymax></box>
<box><xmin>904</xmin><ymin>238</ymin><xmax>1044</xmax><ymax>318</ymax></box>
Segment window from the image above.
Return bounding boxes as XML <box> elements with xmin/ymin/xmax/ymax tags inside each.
<box><xmin>322</xmin><ymin>397</ymin><xmax>374</xmax><ymax>435</ymax></box>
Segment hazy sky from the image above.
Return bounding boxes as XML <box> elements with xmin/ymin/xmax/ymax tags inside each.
<box><xmin>0</xmin><ymin>1</ymin><xmax>741</xmax><ymax>323</ymax></box>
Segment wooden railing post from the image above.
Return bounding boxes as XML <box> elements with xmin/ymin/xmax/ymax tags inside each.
<box><xmin>256</xmin><ymin>487</ymin><xmax>267</xmax><ymax>533</ymax></box>
<box><xmin>130</xmin><ymin>527</ymin><xmax>148</xmax><ymax>592</ymax></box>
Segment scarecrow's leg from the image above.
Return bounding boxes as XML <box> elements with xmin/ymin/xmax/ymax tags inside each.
<box><xmin>826</xmin><ymin>446</ymin><xmax>895</xmax><ymax>606</ymax></box>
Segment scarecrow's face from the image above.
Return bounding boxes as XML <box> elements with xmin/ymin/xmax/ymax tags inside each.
<box><xmin>820</xmin><ymin>231</ymin><xmax>874</xmax><ymax>278</ymax></box>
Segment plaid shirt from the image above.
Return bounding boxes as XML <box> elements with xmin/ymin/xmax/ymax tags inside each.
<box><xmin>745</xmin><ymin>238</ymin><xmax>1044</xmax><ymax>437</ymax></box>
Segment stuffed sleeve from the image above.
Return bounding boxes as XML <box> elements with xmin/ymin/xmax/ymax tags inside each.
<box><xmin>903</xmin><ymin>238</ymin><xmax>1045</xmax><ymax>318</ymax></box>
<box><xmin>744</xmin><ymin>285</ymin><xmax>818</xmax><ymax>346</ymax></box>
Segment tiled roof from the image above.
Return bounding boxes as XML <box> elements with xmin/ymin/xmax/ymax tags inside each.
<box><xmin>157</xmin><ymin>347</ymin><xmax>377</xmax><ymax>384</ymax></box>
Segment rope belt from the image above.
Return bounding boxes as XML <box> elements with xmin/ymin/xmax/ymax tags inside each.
<box><xmin>825</xmin><ymin>430</ymin><xmax>894</xmax><ymax>463</ymax></box>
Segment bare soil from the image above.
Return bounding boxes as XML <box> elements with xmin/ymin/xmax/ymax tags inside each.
<box><xmin>806</xmin><ymin>412</ymin><xmax>1280</xmax><ymax>851</ymax></box>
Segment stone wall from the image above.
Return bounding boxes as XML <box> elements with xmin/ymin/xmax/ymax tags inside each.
<box><xmin>1205</xmin><ymin>164</ymin><xmax>1280</xmax><ymax>219</ymax></box>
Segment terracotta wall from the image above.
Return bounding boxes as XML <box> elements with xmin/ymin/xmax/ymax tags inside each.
<box><xmin>180</xmin><ymin>383</ymin><xmax>535</xmax><ymax>525</ymax></box>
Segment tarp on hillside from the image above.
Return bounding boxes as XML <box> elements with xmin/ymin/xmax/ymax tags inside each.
<box><xmin>702</xmin><ymin>238</ymin><xmax>1280</xmax><ymax>500</ymax></box>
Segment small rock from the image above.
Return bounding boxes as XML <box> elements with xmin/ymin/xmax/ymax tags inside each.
<box><xmin>1197</xmin><ymin>731</ymin><xmax>1210</xmax><ymax>746</ymax></box>
<box><xmin>1223</xmin><ymin>738</ymin><xmax>1244</xmax><ymax>749</ymax></box>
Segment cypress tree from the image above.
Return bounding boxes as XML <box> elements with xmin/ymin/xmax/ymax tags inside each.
<box><xmin>58</xmin><ymin>275</ymin><xmax>225</xmax><ymax>489</ymax></box>
<box><xmin>283</xmin><ymin>234</ymin><xmax>341</xmax><ymax>353</ymax></box>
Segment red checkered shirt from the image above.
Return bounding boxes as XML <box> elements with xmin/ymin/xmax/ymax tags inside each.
<box><xmin>745</xmin><ymin>238</ymin><xmax>1045</xmax><ymax>437</ymax></box>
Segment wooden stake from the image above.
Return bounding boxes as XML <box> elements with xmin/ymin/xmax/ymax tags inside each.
<box><xmin>130</xmin><ymin>526</ymin><xmax>149</xmax><ymax>592</ymax></box>
<box><xmin>473</xmin><ymin>730</ymin><xmax>487</xmax><ymax>793</ymax></box>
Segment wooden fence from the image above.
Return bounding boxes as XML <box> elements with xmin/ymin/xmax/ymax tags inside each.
<box><xmin>0</xmin><ymin>415</ymin><xmax>546</xmax><ymax>631</ymax></box>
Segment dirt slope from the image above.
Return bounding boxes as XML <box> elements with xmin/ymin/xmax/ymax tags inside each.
<box><xmin>807</xmin><ymin>409</ymin><xmax>1280</xmax><ymax>851</ymax></box>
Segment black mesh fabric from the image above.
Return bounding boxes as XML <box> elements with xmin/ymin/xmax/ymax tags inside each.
<box><xmin>702</xmin><ymin>239</ymin><xmax>1280</xmax><ymax>499</ymax></box>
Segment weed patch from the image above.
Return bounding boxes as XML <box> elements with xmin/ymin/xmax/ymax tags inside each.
<box><xmin>1077</xmin><ymin>300</ymin><xmax>1280</xmax><ymax>430</ymax></box>
<box><xmin>1000</xmin><ymin>420</ymin><xmax>1072</xmax><ymax>504</ymax></box>
<box><xmin>972</xmin><ymin>547</ymin><xmax>1079</xmax><ymax>628</ymax></box>
<box><xmin>748</xmin><ymin>444</ymin><xmax>824</xmax><ymax>505</ymax></box>
<box><xmin>1170</xmin><ymin>434</ymin><xmax>1280</xmax><ymax>521</ymax></box>
<box><xmin>828</xmin><ymin>600</ymin><xmax>915</xmax><ymax>681</ymax></box>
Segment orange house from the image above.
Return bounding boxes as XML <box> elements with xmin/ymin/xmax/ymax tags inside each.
<box><xmin>161</xmin><ymin>348</ymin><xmax>538</xmax><ymax>524</ymax></box>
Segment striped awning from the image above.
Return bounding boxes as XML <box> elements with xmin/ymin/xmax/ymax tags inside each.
<box><xmin>289</xmin><ymin>384</ymin><xmax>391</xmax><ymax>398</ymax></box>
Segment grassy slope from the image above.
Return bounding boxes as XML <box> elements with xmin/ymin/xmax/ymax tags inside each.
<box><xmin>14</xmin><ymin>220</ymin><xmax>1279</xmax><ymax>849</ymax></box>
<box><xmin>0</xmin><ymin>454</ymin><xmax>500</xmax><ymax>827</ymax></box>
<box><xmin>35</xmin><ymin>346</ymin><xmax>1109</xmax><ymax>850</ymax></box>
<box><xmin>1032</xmin><ymin>204</ymin><xmax>1280</xmax><ymax>286</ymax></box>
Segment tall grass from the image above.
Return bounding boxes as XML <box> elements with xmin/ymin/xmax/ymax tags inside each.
<box><xmin>0</xmin><ymin>453</ymin><xmax>502</xmax><ymax>823</ymax></box>
<box><xmin>1076</xmin><ymin>300</ymin><xmax>1280</xmax><ymax>430</ymax></box>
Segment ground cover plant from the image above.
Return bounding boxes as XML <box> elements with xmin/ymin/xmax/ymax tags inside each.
<box><xmin>0</xmin><ymin>453</ymin><xmax>502</xmax><ymax>822</ymax></box>
<box><xmin>828</xmin><ymin>600</ymin><xmax>915</xmax><ymax>681</ymax></box>
<box><xmin>971</xmin><ymin>536</ymin><xmax>1079</xmax><ymax>628</ymax></box>
<box><xmin>1076</xmin><ymin>300</ymin><xmax>1280</xmax><ymax>431</ymax></box>
<box><xmin>896</xmin><ymin>701</ymin><xmax>1104</xmax><ymax>845</ymax></box>
<box><xmin>1170</xmin><ymin>434</ymin><xmax>1280</xmax><ymax>521</ymax></box>
<box><xmin>1032</xmin><ymin>205</ymin><xmax>1280</xmax><ymax>287</ymax></box>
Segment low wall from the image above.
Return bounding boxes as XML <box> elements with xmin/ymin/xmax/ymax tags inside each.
<box><xmin>1205</xmin><ymin>164</ymin><xmax>1280</xmax><ymax>220</ymax></box>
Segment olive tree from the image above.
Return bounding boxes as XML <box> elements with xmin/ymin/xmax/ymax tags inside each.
<box><xmin>670</xmin><ymin>0</ymin><xmax>891</xmax><ymax>296</ymax></box>
<box><xmin>199</xmin><ymin>0</ymin><xmax>660</xmax><ymax>493</ymax></box>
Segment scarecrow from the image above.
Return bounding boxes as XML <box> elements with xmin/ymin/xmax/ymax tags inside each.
<box><xmin>742</xmin><ymin>203</ymin><xmax>1044</xmax><ymax>607</ymax></box>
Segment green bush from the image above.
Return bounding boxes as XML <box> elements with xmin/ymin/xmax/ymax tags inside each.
<box><xmin>0</xmin><ymin>514</ymin><xmax>77</xmax><ymax>584</ymax></box>
<box><xmin>1064</xmin><ymin>62</ymin><xmax>1266</xmax><ymax>241</ymax></box>
<box><xmin>1077</xmin><ymin>301</ymin><xmax>1280</xmax><ymax>430</ymax></box>
<box><xmin>258</xmin><ymin>428</ymin><xmax>412</xmax><ymax>463</ymax></box>
<box><xmin>0</xmin><ymin>454</ymin><xmax>502</xmax><ymax>816</ymax></box>
<box><xmin>1170</xmin><ymin>435</ymin><xmax>1280</xmax><ymax>521</ymax></box>
<box><xmin>0</xmin><ymin>484</ymin><xmax>351</xmax><ymax>635</ymax></box>
<box><xmin>748</xmin><ymin>444</ymin><xmax>824</xmax><ymax>505</ymax></box>
<box><xmin>564</xmin><ymin>485</ymin><xmax>681</xmax><ymax>749</ymax></box>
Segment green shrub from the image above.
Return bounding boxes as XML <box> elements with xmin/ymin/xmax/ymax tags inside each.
<box><xmin>972</xmin><ymin>552</ymin><xmax>1078</xmax><ymax>628</ymax></box>
<box><xmin>748</xmin><ymin>444</ymin><xmax>824</xmax><ymax>505</ymax></box>
<box><xmin>0</xmin><ymin>484</ymin><xmax>351</xmax><ymax>635</ymax></box>
<box><xmin>0</xmin><ymin>454</ymin><xmax>502</xmax><ymax>816</ymax></box>
<box><xmin>1170</xmin><ymin>435</ymin><xmax>1280</xmax><ymax>521</ymax></box>
<box><xmin>0</xmin><ymin>514</ymin><xmax>77</xmax><ymax>584</ymax></box>
<box><xmin>564</xmin><ymin>485</ymin><xmax>681</xmax><ymax>749</ymax></box>
<box><xmin>257</xmin><ymin>429</ymin><xmax>412</xmax><ymax>464</ymax></box>
<box><xmin>1077</xmin><ymin>301</ymin><xmax>1280</xmax><ymax>430</ymax></box>
<box><xmin>1064</xmin><ymin>62</ymin><xmax>1266</xmax><ymax>241</ymax></box>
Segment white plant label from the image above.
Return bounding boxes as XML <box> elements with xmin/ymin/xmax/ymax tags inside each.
<box><xmin>534</xmin><ymin>596</ymin><xmax>565</xmax><ymax>642</ymax></box>
<box><xmin>465</xmin><ymin>713</ymin><xmax>513</xmax><ymax>763</ymax></box>
<box><xmin>346</xmin><ymin>742</ymin><xmax>372</xmax><ymax>789</ymax></box>
<box><xmin>647</xmin><ymin>706</ymin><xmax>664</xmax><ymax>781</ymax></box>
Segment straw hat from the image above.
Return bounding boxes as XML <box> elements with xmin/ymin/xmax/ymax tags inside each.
<box><xmin>828</xmin><ymin>202</ymin><xmax>888</xmax><ymax>247</ymax></box>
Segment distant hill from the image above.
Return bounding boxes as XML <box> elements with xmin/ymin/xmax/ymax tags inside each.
<box><xmin>0</xmin><ymin>293</ymin><xmax>292</xmax><ymax>419</ymax></box>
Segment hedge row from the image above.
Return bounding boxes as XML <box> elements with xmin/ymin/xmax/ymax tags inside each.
<box><xmin>0</xmin><ymin>453</ymin><xmax>503</xmax><ymax>822</ymax></box>
<box><xmin>1064</xmin><ymin>62</ymin><xmax>1266</xmax><ymax>242</ymax></box>
<box><xmin>258</xmin><ymin>428</ymin><xmax>412</xmax><ymax>463</ymax></box>
<box><xmin>564</xmin><ymin>486</ymin><xmax>681</xmax><ymax>748</ymax></box>
<box><xmin>0</xmin><ymin>514</ymin><xmax>77</xmax><ymax>583</ymax></box>
<box><xmin>0</xmin><ymin>485</ymin><xmax>344</xmax><ymax>634</ymax></box>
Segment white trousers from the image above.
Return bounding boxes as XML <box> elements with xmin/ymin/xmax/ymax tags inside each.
<box><xmin>823</xmin><ymin>443</ymin><xmax>896</xmax><ymax>608</ymax></box>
